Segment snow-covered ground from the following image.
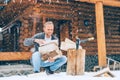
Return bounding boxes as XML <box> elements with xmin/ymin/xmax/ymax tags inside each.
<box><xmin>0</xmin><ymin>71</ymin><xmax>120</xmax><ymax>80</ymax></box>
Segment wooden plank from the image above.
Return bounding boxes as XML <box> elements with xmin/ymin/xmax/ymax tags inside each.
<box><xmin>0</xmin><ymin>4</ymin><xmax>7</xmax><ymax>6</ymax></box>
<box><xmin>79</xmin><ymin>0</ymin><xmax>120</xmax><ymax>7</ymax></box>
<box><xmin>39</xmin><ymin>0</ymin><xmax>72</xmax><ymax>5</ymax></box>
<box><xmin>0</xmin><ymin>52</ymin><xmax>32</xmax><ymax>61</ymax></box>
<box><xmin>95</xmin><ymin>2</ymin><xmax>106</xmax><ymax>67</ymax></box>
<box><xmin>40</xmin><ymin>14</ymin><xmax>71</xmax><ymax>20</ymax></box>
<box><xmin>40</xmin><ymin>7</ymin><xmax>72</xmax><ymax>14</ymax></box>
<box><xmin>40</xmin><ymin>3</ymin><xmax>72</xmax><ymax>9</ymax></box>
<box><xmin>93</xmin><ymin>67</ymin><xmax>115</xmax><ymax>77</ymax></box>
<box><xmin>0</xmin><ymin>64</ymin><xmax>32</xmax><ymax>72</ymax></box>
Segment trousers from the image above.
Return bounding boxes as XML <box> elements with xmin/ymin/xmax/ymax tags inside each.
<box><xmin>31</xmin><ymin>51</ymin><xmax>67</xmax><ymax>72</ymax></box>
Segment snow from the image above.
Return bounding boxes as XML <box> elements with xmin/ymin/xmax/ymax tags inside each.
<box><xmin>0</xmin><ymin>71</ymin><xmax>120</xmax><ymax>80</ymax></box>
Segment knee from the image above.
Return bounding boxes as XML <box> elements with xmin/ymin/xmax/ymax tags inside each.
<box><xmin>61</xmin><ymin>56</ymin><xmax>67</xmax><ymax>63</ymax></box>
<box><xmin>32</xmin><ymin>51</ymin><xmax>41</xmax><ymax>58</ymax></box>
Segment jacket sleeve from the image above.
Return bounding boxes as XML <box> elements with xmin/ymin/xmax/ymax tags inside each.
<box><xmin>23</xmin><ymin>33</ymin><xmax>43</xmax><ymax>46</ymax></box>
<box><xmin>23</xmin><ymin>38</ymin><xmax>34</xmax><ymax>46</ymax></box>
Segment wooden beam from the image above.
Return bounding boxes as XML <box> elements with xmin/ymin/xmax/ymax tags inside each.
<box><xmin>78</xmin><ymin>0</ymin><xmax>120</xmax><ymax>7</ymax></box>
<box><xmin>0</xmin><ymin>52</ymin><xmax>32</xmax><ymax>61</ymax></box>
<box><xmin>95</xmin><ymin>1</ymin><xmax>106</xmax><ymax>67</ymax></box>
<box><xmin>0</xmin><ymin>4</ymin><xmax>7</xmax><ymax>6</ymax></box>
<box><xmin>43</xmin><ymin>17</ymin><xmax>46</xmax><ymax>25</ymax></box>
<box><xmin>32</xmin><ymin>18</ymin><xmax>37</xmax><ymax>35</ymax></box>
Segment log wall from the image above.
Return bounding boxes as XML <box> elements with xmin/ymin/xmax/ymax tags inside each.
<box><xmin>77</xmin><ymin>2</ymin><xmax>120</xmax><ymax>55</ymax></box>
<box><xmin>13</xmin><ymin>1</ymin><xmax>120</xmax><ymax>55</ymax></box>
<box><xmin>19</xmin><ymin>1</ymin><xmax>76</xmax><ymax>52</ymax></box>
<box><xmin>1</xmin><ymin>1</ymin><xmax>120</xmax><ymax>61</ymax></box>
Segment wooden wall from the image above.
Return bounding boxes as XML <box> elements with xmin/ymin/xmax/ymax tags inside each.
<box><xmin>104</xmin><ymin>6</ymin><xmax>120</xmax><ymax>54</ymax></box>
<box><xmin>1</xmin><ymin>1</ymin><xmax>120</xmax><ymax>55</ymax></box>
<box><xmin>77</xmin><ymin>2</ymin><xmax>97</xmax><ymax>55</ymax></box>
<box><xmin>19</xmin><ymin>1</ymin><xmax>75</xmax><ymax>52</ymax></box>
<box><xmin>18</xmin><ymin>1</ymin><xmax>120</xmax><ymax>55</ymax></box>
<box><xmin>77</xmin><ymin>2</ymin><xmax>120</xmax><ymax>55</ymax></box>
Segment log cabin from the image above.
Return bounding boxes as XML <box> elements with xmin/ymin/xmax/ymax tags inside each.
<box><xmin>0</xmin><ymin>0</ymin><xmax>120</xmax><ymax>71</ymax></box>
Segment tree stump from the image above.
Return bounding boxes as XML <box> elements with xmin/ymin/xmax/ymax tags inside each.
<box><xmin>67</xmin><ymin>49</ymin><xmax>76</xmax><ymax>75</ymax></box>
<box><xmin>67</xmin><ymin>49</ymin><xmax>86</xmax><ymax>75</ymax></box>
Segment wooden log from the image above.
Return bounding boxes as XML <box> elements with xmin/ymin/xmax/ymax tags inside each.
<box><xmin>0</xmin><ymin>52</ymin><xmax>32</xmax><ymax>61</ymax></box>
<box><xmin>95</xmin><ymin>1</ymin><xmax>107</xmax><ymax>67</ymax></box>
<box><xmin>0</xmin><ymin>4</ymin><xmax>7</xmax><ymax>6</ymax></box>
<box><xmin>67</xmin><ymin>49</ymin><xmax>86</xmax><ymax>75</ymax></box>
<box><xmin>67</xmin><ymin>49</ymin><xmax>76</xmax><ymax>75</ymax></box>
<box><xmin>40</xmin><ymin>14</ymin><xmax>71</xmax><ymax>20</ymax></box>
<box><xmin>39</xmin><ymin>0</ymin><xmax>73</xmax><ymax>7</ymax></box>
<box><xmin>93</xmin><ymin>67</ymin><xmax>115</xmax><ymax>77</ymax></box>
<box><xmin>39</xmin><ymin>3</ymin><xmax>72</xmax><ymax>12</ymax></box>
<box><xmin>76</xmin><ymin>49</ymin><xmax>86</xmax><ymax>75</ymax></box>
<box><xmin>40</xmin><ymin>7</ymin><xmax>72</xmax><ymax>14</ymax></box>
<box><xmin>80</xmin><ymin>0</ymin><xmax>120</xmax><ymax>7</ymax></box>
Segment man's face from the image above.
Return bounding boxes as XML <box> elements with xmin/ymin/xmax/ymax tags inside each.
<box><xmin>43</xmin><ymin>24</ymin><xmax>54</xmax><ymax>37</ymax></box>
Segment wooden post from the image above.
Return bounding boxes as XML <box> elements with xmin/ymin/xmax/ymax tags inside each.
<box><xmin>67</xmin><ymin>49</ymin><xmax>86</xmax><ymax>75</ymax></box>
<box><xmin>95</xmin><ymin>1</ymin><xmax>107</xmax><ymax>67</ymax></box>
<box><xmin>0</xmin><ymin>52</ymin><xmax>32</xmax><ymax>61</ymax></box>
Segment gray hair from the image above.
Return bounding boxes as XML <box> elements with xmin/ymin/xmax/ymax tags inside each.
<box><xmin>44</xmin><ymin>21</ymin><xmax>54</xmax><ymax>28</ymax></box>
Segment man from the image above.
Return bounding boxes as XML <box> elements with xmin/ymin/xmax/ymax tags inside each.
<box><xmin>24</xmin><ymin>21</ymin><xmax>67</xmax><ymax>75</ymax></box>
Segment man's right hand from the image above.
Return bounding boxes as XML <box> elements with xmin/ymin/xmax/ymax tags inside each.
<box><xmin>34</xmin><ymin>39</ymin><xmax>46</xmax><ymax>45</ymax></box>
<box><xmin>48</xmin><ymin>57</ymin><xmax>55</xmax><ymax>62</ymax></box>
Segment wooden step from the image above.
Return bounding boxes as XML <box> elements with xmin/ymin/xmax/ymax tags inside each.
<box><xmin>0</xmin><ymin>52</ymin><xmax>32</xmax><ymax>61</ymax></box>
<box><xmin>0</xmin><ymin>64</ymin><xmax>33</xmax><ymax>72</ymax></box>
<box><xmin>0</xmin><ymin>64</ymin><xmax>33</xmax><ymax>77</ymax></box>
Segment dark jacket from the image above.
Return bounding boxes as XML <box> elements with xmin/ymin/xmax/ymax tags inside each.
<box><xmin>24</xmin><ymin>32</ymin><xmax>58</xmax><ymax>51</ymax></box>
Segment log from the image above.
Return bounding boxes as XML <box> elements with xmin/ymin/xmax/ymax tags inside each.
<box><xmin>40</xmin><ymin>2</ymin><xmax>70</xmax><ymax>8</ymax></box>
<box><xmin>93</xmin><ymin>67</ymin><xmax>115</xmax><ymax>77</ymax></box>
<box><xmin>40</xmin><ymin>14</ymin><xmax>71</xmax><ymax>20</ymax></box>
<box><xmin>76</xmin><ymin>49</ymin><xmax>86</xmax><ymax>75</ymax></box>
<box><xmin>95</xmin><ymin>1</ymin><xmax>107</xmax><ymax>67</ymax></box>
<box><xmin>67</xmin><ymin>49</ymin><xmax>76</xmax><ymax>75</ymax></box>
<box><xmin>0</xmin><ymin>52</ymin><xmax>32</xmax><ymax>61</ymax></box>
<box><xmin>40</xmin><ymin>7</ymin><xmax>72</xmax><ymax>14</ymax></box>
<box><xmin>67</xmin><ymin>49</ymin><xmax>86</xmax><ymax>75</ymax></box>
<box><xmin>80</xmin><ymin>0</ymin><xmax>120</xmax><ymax>7</ymax></box>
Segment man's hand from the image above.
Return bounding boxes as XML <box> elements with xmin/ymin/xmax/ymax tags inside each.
<box><xmin>48</xmin><ymin>57</ymin><xmax>55</xmax><ymax>62</ymax></box>
<box><xmin>34</xmin><ymin>39</ymin><xmax>46</xmax><ymax>45</ymax></box>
